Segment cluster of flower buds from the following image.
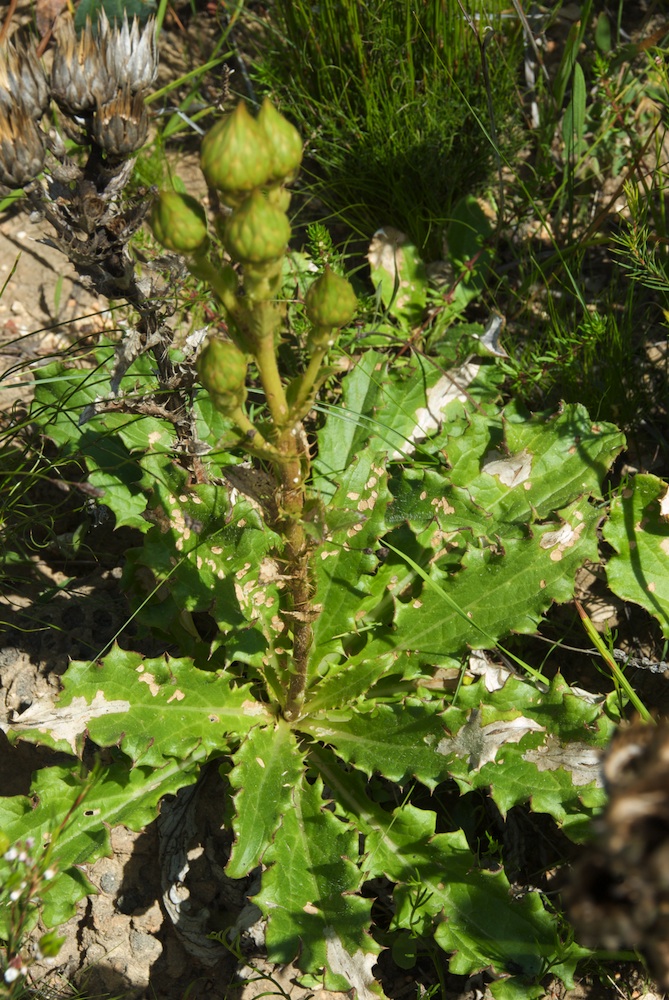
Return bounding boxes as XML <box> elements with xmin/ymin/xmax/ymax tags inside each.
<box><xmin>151</xmin><ymin>99</ymin><xmax>302</xmax><ymax>272</ymax></box>
<box><xmin>0</xmin><ymin>9</ymin><xmax>158</xmax><ymax>190</ymax></box>
<box><xmin>151</xmin><ymin>99</ymin><xmax>358</xmax><ymax>425</ymax></box>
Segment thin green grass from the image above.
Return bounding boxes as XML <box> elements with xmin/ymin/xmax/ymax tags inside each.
<box><xmin>249</xmin><ymin>0</ymin><xmax>523</xmax><ymax>258</ymax></box>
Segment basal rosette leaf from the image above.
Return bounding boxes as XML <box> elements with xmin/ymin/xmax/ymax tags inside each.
<box><xmin>603</xmin><ymin>473</ymin><xmax>669</xmax><ymax>637</ymax></box>
<box><xmin>254</xmin><ymin>773</ymin><xmax>381</xmax><ymax>995</ymax></box>
<box><xmin>447</xmin><ymin>401</ymin><xmax>623</xmax><ymax>524</ymax></box>
<box><xmin>312</xmin><ymin>750</ymin><xmax>585</xmax><ymax>990</ymax></box>
<box><xmin>300</xmin><ymin>701</ymin><xmax>451</xmax><ymax>789</ymax></box>
<box><xmin>226</xmin><ymin>721</ymin><xmax>306</xmax><ymax>878</ymax></box>
<box><xmin>369</xmin><ymin>497</ymin><xmax>601</xmax><ymax>661</ymax></box>
<box><xmin>0</xmin><ymin>757</ymin><xmax>199</xmax><ymax>931</ymax></box>
<box><xmin>8</xmin><ymin>646</ymin><xmax>270</xmax><ymax>765</ymax></box>
<box><xmin>442</xmin><ymin>675</ymin><xmax>614</xmax><ymax>837</ymax></box>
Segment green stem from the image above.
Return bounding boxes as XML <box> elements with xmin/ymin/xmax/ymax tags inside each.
<box><xmin>187</xmin><ymin>256</ymin><xmax>237</xmax><ymax>312</ymax></box>
<box><xmin>229</xmin><ymin>406</ymin><xmax>280</xmax><ymax>461</ymax></box>
<box><xmin>254</xmin><ymin>333</ymin><xmax>289</xmax><ymax>429</ymax></box>
<box><xmin>288</xmin><ymin>346</ymin><xmax>327</xmax><ymax>422</ymax></box>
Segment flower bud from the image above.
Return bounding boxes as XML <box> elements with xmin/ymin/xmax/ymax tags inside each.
<box><xmin>197</xmin><ymin>338</ymin><xmax>248</xmax><ymax>400</ymax></box>
<box><xmin>223</xmin><ymin>190</ymin><xmax>290</xmax><ymax>265</ymax></box>
<box><xmin>200</xmin><ymin>102</ymin><xmax>272</xmax><ymax>202</ymax></box>
<box><xmin>150</xmin><ymin>191</ymin><xmax>209</xmax><ymax>255</ymax></box>
<box><xmin>305</xmin><ymin>267</ymin><xmax>357</xmax><ymax>329</ymax></box>
<box><xmin>257</xmin><ymin>98</ymin><xmax>303</xmax><ymax>184</ymax></box>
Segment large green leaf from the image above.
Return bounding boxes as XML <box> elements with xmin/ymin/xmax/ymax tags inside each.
<box><xmin>300</xmin><ymin>701</ymin><xmax>451</xmax><ymax>788</ymax></box>
<box><xmin>604</xmin><ymin>472</ymin><xmax>669</xmax><ymax>637</ymax></box>
<box><xmin>227</xmin><ymin>722</ymin><xmax>306</xmax><ymax>878</ymax></box>
<box><xmin>7</xmin><ymin>646</ymin><xmax>269</xmax><ymax>764</ymax></box>
<box><xmin>313</xmin><ymin>751</ymin><xmax>587</xmax><ymax>990</ymax></box>
<box><xmin>0</xmin><ymin>756</ymin><xmax>199</xmax><ymax>931</ymax></box>
<box><xmin>364</xmin><ymin>497</ymin><xmax>601</xmax><ymax>661</ymax></box>
<box><xmin>254</xmin><ymin>774</ymin><xmax>382</xmax><ymax>995</ymax></box>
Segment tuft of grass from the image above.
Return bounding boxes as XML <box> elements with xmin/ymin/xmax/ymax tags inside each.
<box><xmin>249</xmin><ymin>0</ymin><xmax>523</xmax><ymax>258</ymax></box>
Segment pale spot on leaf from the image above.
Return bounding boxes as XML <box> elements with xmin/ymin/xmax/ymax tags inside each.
<box><xmin>138</xmin><ymin>672</ymin><xmax>160</xmax><ymax>696</ymax></box>
<box><xmin>324</xmin><ymin>927</ymin><xmax>380</xmax><ymax>1000</ymax></box>
<box><xmin>660</xmin><ymin>484</ymin><xmax>669</xmax><ymax>520</ymax></box>
<box><xmin>522</xmin><ymin>734</ymin><xmax>602</xmax><ymax>787</ymax></box>
<box><xmin>440</xmin><ymin>709</ymin><xmax>544</xmax><ymax>771</ymax></box>
<box><xmin>482</xmin><ymin>449</ymin><xmax>532</xmax><ymax>487</ymax></box>
<box><xmin>5</xmin><ymin>692</ymin><xmax>131</xmax><ymax>753</ymax></box>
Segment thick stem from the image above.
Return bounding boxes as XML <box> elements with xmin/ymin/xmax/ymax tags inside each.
<box><xmin>275</xmin><ymin>431</ymin><xmax>313</xmax><ymax>721</ymax></box>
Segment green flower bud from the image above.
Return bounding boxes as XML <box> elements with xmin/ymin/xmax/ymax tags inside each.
<box><xmin>200</xmin><ymin>102</ymin><xmax>272</xmax><ymax>201</ymax></box>
<box><xmin>257</xmin><ymin>98</ymin><xmax>303</xmax><ymax>183</ymax></box>
<box><xmin>305</xmin><ymin>267</ymin><xmax>358</xmax><ymax>329</ymax></box>
<box><xmin>197</xmin><ymin>338</ymin><xmax>248</xmax><ymax>399</ymax></box>
<box><xmin>224</xmin><ymin>190</ymin><xmax>291</xmax><ymax>265</ymax></box>
<box><xmin>150</xmin><ymin>191</ymin><xmax>209</xmax><ymax>255</ymax></box>
<box><xmin>208</xmin><ymin>389</ymin><xmax>247</xmax><ymax>415</ymax></box>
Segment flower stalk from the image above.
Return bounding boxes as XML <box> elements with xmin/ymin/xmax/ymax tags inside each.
<box><xmin>151</xmin><ymin>99</ymin><xmax>357</xmax><ymax>719</ymax></box>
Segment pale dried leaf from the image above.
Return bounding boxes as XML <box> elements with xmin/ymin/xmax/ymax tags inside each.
<box><xmin>467</xmin><ymin>650</ymin><xmax>513</xmax><ymax>692</ymax></box>
<box><xmin>324</xmin><ymin>927</ymin><xmax>382</xmax><ymax>1000</ymax></box>
<box><xmin>391</xmin><ymin>361</ymin><xmax>481</xmax><ymax>459</ymax></box>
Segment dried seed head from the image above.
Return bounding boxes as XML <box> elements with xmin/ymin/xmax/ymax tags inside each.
<box><xmin>0</xmin><ymin>38</ymin><xmax>49</xmax><ymax>120</ymax></box>
<box><xmin>51</xmin><ymin>12</ymin><xmax>115</xmax><ymax>114</ymax></box>
<box><xmin>92</xmin><ymin>88</ymin><xmax>148</xmax><ymax>157</ymax></box>
<box><xmin>99</xmin><ymin>11</ymin><xmax>158</xmax><ymax>94</ymax></box>
<box><xmin>0</xmin><ymin>106</ymin><xmax>45</xmax><ymax>188</ymax></box>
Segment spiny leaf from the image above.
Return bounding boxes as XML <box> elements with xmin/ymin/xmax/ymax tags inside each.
<box><xmin>300</xmin><ymin>700</ymin><xmax>451</xmax><ymax>789</ymax></box>
<box><xmin>254</xmin><ymin>774</ymin><xmax>382</xmax><ymax>995</ymax></box>
<box><xmin>9</xmin><ymin>646</ymin><xmax>270</xmax><ymax>765</ymax></box>
<box><xmin>227</xmin><ymin>721</ymin><xmax>306</xmax><ymax>878</ymax></box>
<box><xmin>604</xmin><ymin>472</ymin><xmax>669</xmax><ymax>637</ymax></box>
